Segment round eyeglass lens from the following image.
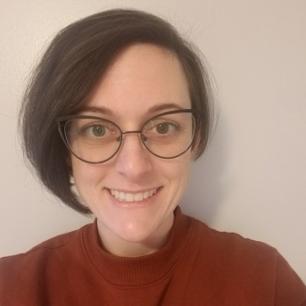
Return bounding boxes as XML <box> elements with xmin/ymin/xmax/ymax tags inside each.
<box><xmin>141</xmin><ymin>111</ymin><xmax>195</xmax><ymax>158</ymax></box>
<box><xmin>64</xmin><ymin>117</ymin><xmax>122</xmax><ymax>163</ymax></box>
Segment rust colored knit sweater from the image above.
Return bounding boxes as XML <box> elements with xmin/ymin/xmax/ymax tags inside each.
<box><xmin>0</xmin><ymin>206</ymin><xmax>305</xmax><ymax>305</ymax></box>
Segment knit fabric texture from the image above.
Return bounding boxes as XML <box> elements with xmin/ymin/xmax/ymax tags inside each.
<box><xmin>0</xmin><ymin>206</ymin><xmax>305</xmax><ymax>305</ymax></box>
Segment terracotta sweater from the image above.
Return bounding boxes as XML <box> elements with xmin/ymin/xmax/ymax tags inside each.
<box><xmin>0</xmin><ymin>207</ymin><xmax>305</xmax><ymax>306</ymax></box>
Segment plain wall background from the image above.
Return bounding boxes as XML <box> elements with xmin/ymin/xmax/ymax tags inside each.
<box><xmin>0</xmin><ymin>0</ymin><xmax>305</xmax><ymax>281</ymax></box>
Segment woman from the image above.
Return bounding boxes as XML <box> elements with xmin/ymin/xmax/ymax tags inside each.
<box><xmin>0</xmin><ymin>9</ymin><xmax>305</xmax><ymax>305</ymax></box>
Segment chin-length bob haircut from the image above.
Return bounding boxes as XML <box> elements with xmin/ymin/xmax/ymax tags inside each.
<box><xmin>20</xmin><ymin>9</ymin><xmax>215</xmax><ymax>214</ymax></box>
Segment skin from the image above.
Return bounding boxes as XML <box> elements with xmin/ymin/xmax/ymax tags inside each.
<box><xmin>71</xmin><ymin>43</ymin><xmax>193</xmax><ymax>257</ymax></box>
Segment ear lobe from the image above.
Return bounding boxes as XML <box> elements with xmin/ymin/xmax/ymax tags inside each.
<box><xmin>190</xmin><ymin>135</ymin><xmax>200</xmax><ymax>160</ymax></box>
<box><xmin>191</xmin><ymin>149</ymin><xmax>197</xmax><ymax>161</ymax></box>
<box><xmin>69</xmin><ymin>175</ymin><xmax>75</xmax><ymax>185</ymax></box>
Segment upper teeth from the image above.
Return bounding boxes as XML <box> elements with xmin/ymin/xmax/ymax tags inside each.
<box><xmin>109</xmin><ymin>188</ymin><xmax>158</xmax><ymax>202</ymax></box>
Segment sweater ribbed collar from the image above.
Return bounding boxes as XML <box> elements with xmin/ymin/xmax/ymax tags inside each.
<box><xmin>81</xmin><ymin>206</ymin><xmax>194</xmax><ymax>287</ymax></box>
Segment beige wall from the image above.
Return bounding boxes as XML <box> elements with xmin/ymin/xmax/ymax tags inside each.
<box><xmin>0</xmin><ymin>0</ymin><xmax>305</xmax><ymax>281</ymax></box>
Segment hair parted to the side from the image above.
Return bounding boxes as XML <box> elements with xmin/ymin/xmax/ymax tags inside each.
<box><xmin>19</xmin><ymin>9</ymin><xmax>215</xmax><ymax>214</ymax></box>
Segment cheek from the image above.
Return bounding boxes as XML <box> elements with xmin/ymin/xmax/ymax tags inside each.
<box><xmin>174</xmin><ymin>151</ymin><xmax>192</xmax><ymax>175</ymax></box>
<box><xmin>159</xmin><ymin>157</ymin><xmax>191</xmax><ymax>210</ymax></box>
<box><xmin>162</xmin><ymin>154</ymin><xmax>192</xmax><ymax>188</ymax></box>
<box><xmin>71</xmin><ymin>158</ymin><xmax>107</xmax><ymax>194</ymax></box>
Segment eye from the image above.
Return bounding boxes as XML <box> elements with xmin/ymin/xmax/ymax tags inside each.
<box><xmin>79</xmin><ymin>122</ymin><xmax>113</xmax><ymax>139</ymax></box>
<box><xmin>143</xmin><ymin>119</ymin><xmax>179</xmax><ymax>137</ymax></box>
<box><xmin>156</xmin><ymin>122</ymin><xmax>174</xmax><ymax>134</ymax></box>
<box><xmin>68</xmin><ymin>117</ymin><xmax>121</xmax><ymax>143</ymax></box>
<box><xmin>88</xmin><ymin>124</ymin><xmax>106</xmax><ymax>137</ymax></box>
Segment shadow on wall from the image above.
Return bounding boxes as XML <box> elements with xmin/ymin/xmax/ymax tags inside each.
<box><xmin>182</xmin><ymin>111</ymin><xmax>229</xmax><ymax>225</ymax></box>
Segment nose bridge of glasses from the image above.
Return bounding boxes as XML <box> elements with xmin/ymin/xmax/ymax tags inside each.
<box><xmin>121</xmin><ymin>129</ymin><xmax>146</xmax><ymax>145</ymax></box>
<box><xmin>122</xmin><ymin>130</ymin><xmax>142</xmax><ymax>136</ymax></box>
<box><xmin>118</xmin><ymin>129</ymin><xmax>149</xmax><ymax>157</ymax></box>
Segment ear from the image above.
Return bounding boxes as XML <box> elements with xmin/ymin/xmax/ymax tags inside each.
<box><xmin>69</xmin><ymin>176</ymin><xmax>88</xmax><ymax>208</ymax></box>
<box><xmin>191</xmin><ymin>150</ymin><xmax>197</xmax><ymax>161</ymax></box>
<box><xmin>69</xmin><ymin>175</ymin><xmax>75</xmax><ymax>185</ymax></box>
<box><xmin>190</xmin><ymin>134</ymin><xmax>200</xmax><ymax>161</ymax></box>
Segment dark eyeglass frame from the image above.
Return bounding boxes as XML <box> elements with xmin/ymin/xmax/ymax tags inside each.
<box><xmin>57</xmin><ymin>109</ymin><xmax>196</xmax><ymax>164</ymax></box>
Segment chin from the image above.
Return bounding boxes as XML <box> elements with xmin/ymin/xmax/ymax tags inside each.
<box><xmin>115</xmin><ymin>216</ymin><xmax>158</xmax><ymax>241</ymax></box>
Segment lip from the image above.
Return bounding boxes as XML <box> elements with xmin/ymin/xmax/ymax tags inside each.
<box><xmin>105</xmin><ymin>186</ymin><xmax>163</xmax><ymax>208</ymax></box>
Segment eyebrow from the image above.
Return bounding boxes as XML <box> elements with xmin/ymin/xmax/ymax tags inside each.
<box><xmin>78</xmin><ymin>106</ymin><xmax>114</xmax><ymax>116</ymax></box>
<box><xmin>79</xmin><ymin>103</ymin><xmax>186</xmax><ymax>116</ymax></box>
<box><xmin>147</xmin><ymin>103</ymin><xmax>186</xmax><ymax>113</ymax></box>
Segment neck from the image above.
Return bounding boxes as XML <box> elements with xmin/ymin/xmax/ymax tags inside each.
<box><xmin>97</xmin><ymin>214</ymin><xmax>174</xmax><ymax>257</ymax></box>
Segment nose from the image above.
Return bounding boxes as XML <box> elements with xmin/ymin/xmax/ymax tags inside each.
<box><xmin>114</xmin><ymin>132</ymin><xmax>153</xmax><ymax>180</ymax></box>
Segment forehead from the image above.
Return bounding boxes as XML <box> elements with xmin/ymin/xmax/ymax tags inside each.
<box><xmin>83</xmin><ymin>43</ymin><xmax>191</xmax><ymax>119</ymax></box>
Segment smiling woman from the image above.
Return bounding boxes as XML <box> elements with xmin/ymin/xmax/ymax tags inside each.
<box><xmin>65</xmin><ymin>43</ymin><xmax>195</xmax><ymax>256</ymax></box>
<box><xmin>0</xmin><ymin>8</ymin><xmax>305</xmax><ymax>306</ymax></box>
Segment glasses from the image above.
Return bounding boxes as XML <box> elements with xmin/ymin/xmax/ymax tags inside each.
<box><xmin>57</xmin><ymin>109</ymin><xmax>196</xmax><ymax>164</ymax></box>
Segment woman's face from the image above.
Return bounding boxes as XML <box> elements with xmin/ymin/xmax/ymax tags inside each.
<box><xmin>71</xmin><ymin>43</ymin><xmax>193</xmax><ymax>254</ymax></box>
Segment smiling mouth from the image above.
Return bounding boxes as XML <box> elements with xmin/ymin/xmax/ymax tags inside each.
<box><xmin>106</xmin><ymin>187</ymin><xmax>161</xmax><ymax>203</ymax></box>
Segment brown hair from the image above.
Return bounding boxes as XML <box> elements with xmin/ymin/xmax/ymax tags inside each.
<box><xmin>20</xmin><ymin>9</ymin><xmax>214</xmax><ymax>214</ymax></box>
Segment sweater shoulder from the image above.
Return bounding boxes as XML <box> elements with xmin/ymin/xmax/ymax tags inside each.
<box><xmin>189</xmin><ymin>216</ymin><xmax>279</xmax><ymax>262</ymax></box>
<box><xmin>0</xmin><ymin>222</ymin><xmax>91</xmax><ymax>276</ymax></box>
<box><xmin>188</xmin><ymin>217</ymin><xmax>306</xmax><ymax>301</ymax></box>
<box><xmin>0</xmin><ymin>223</ymin><xmax>92</xmax><ymax>305</ymax></box>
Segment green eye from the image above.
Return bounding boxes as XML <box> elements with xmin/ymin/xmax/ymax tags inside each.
<box><xmin>156</xmin><ymin>123</ymin><xmax>170</xmax><ymax>134</ymax></box>
<box><xmin>79</xmin><ymin>124</ymin><xmax>107</xmax><ymax>138</ymax></box>
<box><xmin>91</xmin><ymin>125</ymin><xmax>106</xmax><ymax>137</ymax></box>
<box><xmin>143</xmin><ymin>119</ymin><xmax>179</xmax><ymax>138</ymax></box>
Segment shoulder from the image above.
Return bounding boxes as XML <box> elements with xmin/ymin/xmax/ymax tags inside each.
<box><xmin>188</xmin><ymin>216</ymin><xmax>306</xmax><ymax>302</ymax></box>
<box><xmin>0</xmin><ymin>223</ymin><xmax>91</xmax><ymax>286</ymax></box>
<box><xmin>0</xmin><ymin>225</ymin><xmax>80</xmax><ymax>264</ymax></box>
<box><xmin>189</xmin><ymin>216</ymin><xmax>279</xmax><ymax>261</ymax></box>
<box><xmin>184</xmin><ymin>214</ymin><xmax>282</xmax><ymax>280</ymax></box>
